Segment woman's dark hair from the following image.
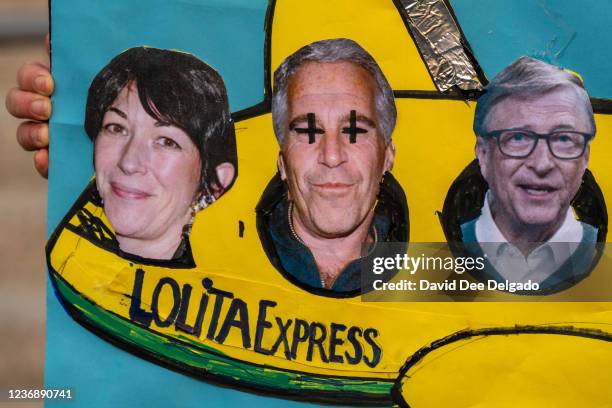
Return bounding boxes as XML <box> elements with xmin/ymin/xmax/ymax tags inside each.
<box><xmin>85</xmin><ymin>46</ymin><xmax>237</xmax><ymax>198</ymax></box>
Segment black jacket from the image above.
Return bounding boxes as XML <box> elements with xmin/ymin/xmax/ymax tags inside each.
<box><xmin>255</xmin><ymin>171</ymin><xmax>409</xmax><ymax>297</ymax></box>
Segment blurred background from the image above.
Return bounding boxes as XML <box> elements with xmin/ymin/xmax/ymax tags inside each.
<box><xmin>1</xmin><ymin>0</ymin><xmax>48</xmax><ymax>406</ymax></box>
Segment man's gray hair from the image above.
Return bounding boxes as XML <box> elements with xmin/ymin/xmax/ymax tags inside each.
<box><xmin>474</xmin><ymin>56</ymin><xmax>596</xmax><ymax>136</ymax></box>
<box><xmin>271</xmin><ymin>38</ymin><xmax>396</xmax><ymax>146</ymax></box>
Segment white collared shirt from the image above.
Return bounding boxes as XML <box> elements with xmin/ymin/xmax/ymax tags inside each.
<box><xmin>475</xmin><ymin>192</ymin><xmax>583</xmax><ymax>284</ymax></box>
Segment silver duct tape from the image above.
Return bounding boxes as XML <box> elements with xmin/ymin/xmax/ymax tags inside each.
<box><xmin>399</xmin><ymin>0</ymin><xmax>483</xmax><ymax>92</ymax></box>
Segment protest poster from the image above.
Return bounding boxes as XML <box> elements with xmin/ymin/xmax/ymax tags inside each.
<box><xmin>46</xmin><ymin>1</ymin><xmax>612</xmax><ymax>406</ymax></box>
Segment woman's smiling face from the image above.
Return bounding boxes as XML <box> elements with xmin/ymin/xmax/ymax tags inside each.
<box><xmin>94</xmin><ymin>82</ymin><xmax>201</xmax><ymax>258</ymax></box>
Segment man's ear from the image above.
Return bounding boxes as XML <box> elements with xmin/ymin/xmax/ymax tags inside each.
<box><xmin>383</xmin><ymin>141</ymin><xmax>396</xmax><ymax>173</ymax></box>
<box><xmin>277</xmin><ymin>154</ymin><xmax>287</xmax><ymax>181</ymax></box>
<box><xmin>212</xmin><ymin>162</ymin><xmax>235</xmax><ymax>198</ymax></box>
<box><xmin>475</xmin><ymin>136</ymin><xmax>489</xmax><ymax>182</ymax></box>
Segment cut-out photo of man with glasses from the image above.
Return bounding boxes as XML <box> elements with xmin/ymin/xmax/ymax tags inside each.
<box><xmin>442</xmin><ymin>56</ymin><xmax>607</xmax><ymax>294</ymax></box>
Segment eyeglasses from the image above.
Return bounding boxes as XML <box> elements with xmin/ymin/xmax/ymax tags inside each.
<box><xmin>482</xmin><ymin>129</ymin><xmax>593</xmax><ymax>160</ymax></box>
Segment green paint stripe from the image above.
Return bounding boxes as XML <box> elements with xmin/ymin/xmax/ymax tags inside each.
<box><xmin>53</xmin><ymin>273</ymin><xmax>393</xmax><ymax>396</ymax></box>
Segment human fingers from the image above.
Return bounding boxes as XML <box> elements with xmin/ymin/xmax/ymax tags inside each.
<box><xmin>16</xmin><ymin>121</ymin><xmax>49</xmax><ymax>151</ymax></box>
<box><xmin>33</xmin><ymin>148</ymin><xmax>49</xmax><ymax>179</ymax></box>
<box><xmin>5</xmin><ymin>88</ymin><xmax>52</xmax><ymax>120</ymax></box>
<box><xmin>16</xmin><ymin>61</ymin><xmax>53</xmax><ymax>96</ymax></box>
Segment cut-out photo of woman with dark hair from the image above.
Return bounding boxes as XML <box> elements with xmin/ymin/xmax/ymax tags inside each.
<box><xmin>440</xmin><ymin>57</ymin><xmax>607</xmax><ymax>294</ymax></box>
<box><xmin>59</xmin><ymin>47</ymin><xmax>237</xmax><ymax>261</ymax></box>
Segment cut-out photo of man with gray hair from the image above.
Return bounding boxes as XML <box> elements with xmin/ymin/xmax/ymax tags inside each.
<box><xmin>256</xmin><ymin>38</ymin><xmax>409</xmax><ymax>295</ymax></box>
<box><xmin>445</xmin><ymin>56</ymin><xmax>606</xmax><ymax>292</ymax></box>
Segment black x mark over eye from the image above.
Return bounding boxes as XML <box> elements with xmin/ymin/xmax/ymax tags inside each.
<box><xmin>293</xmin><ymin>113</ymin><xmax>324</xmax><ymax>144</ymax></box>
<box><xmin>342</xmin><ymin>110</ymin><xmax>367</xmax><ymax>143</ymax></box>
